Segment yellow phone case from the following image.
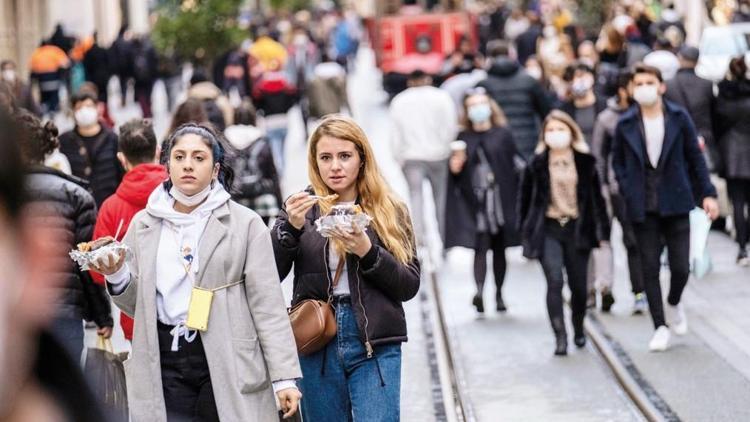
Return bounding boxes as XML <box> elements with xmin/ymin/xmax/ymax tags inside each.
<box><xmin>186</xmin><ymin>287</ymin><xmax>214</xmax><ymax>331</ymax></box>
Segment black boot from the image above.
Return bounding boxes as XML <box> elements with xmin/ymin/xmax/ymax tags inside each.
<box><xmin>552</xmin><ymin>318</ymin><xmax>567</xmax><ymax>356</ymax></box>
<box><xmin>573</xmin><ymin>314</ymin><xmax>586</xmax><ymax>348</ymax></box>
<box><xmin>472</xmin><ymin>293</ymin><xmax>484</xmax><ymax>313</ymax></box>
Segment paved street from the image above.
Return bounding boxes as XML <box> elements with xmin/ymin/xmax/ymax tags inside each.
<box><xmin>82</xmin><ymin>46</ymin><xmax>750</xmax><ymax>421</ymax></box>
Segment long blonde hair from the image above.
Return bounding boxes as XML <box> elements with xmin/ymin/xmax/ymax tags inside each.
<box><xmin>308</xmin><ymin>115</ymin><xmax>415</xmax><ymax>264</ymax></box>
<box><xmin>534</xmin><ymin>110</ymin><xmax>590</xmax><ymax>155</ymax></box>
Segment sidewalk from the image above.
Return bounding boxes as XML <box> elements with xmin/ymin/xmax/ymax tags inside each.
<box><xmin>596</xmin><ymin>228</ymin><xmax>750</xmax><ymax>421</ymax></box>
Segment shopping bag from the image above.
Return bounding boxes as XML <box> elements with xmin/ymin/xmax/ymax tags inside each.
<box><xmin>689</xmin><ymin>207</ymin><xmax>713</xmax><ymax>279</ymax></box>
<box><xmin>84</xmin><ymin>336</ymin><xmax>129</xmax><ymax>421</ymax></box>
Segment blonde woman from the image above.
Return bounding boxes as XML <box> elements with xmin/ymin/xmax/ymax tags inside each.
<box><xmin>272</xmin><ymin>115</ymin><xmax>420</xmax><ymax>420</ymax></box>
<box><xmin>518</xmin><ymin>110</ymin><xmax>609</xmax><ymax>356</ymax></box>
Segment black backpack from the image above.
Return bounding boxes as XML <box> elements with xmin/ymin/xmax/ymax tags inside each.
<box><xmin>231</xmin><ymin>138</ymin><xmax>278</xmax><ymax>201</ymax></box>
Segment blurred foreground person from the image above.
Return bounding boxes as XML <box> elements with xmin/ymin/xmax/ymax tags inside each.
<box><xmin>0</xmin><ymin>110</ymin><xmax>105</xmax><ymax>422</ymax></box>
<box><xmin>91</xmin><ymin>124</ymin><xmax>301</xmax><ymax>421</ymax></box>
<box><xmin>272</xmin><ymin>116</ymin><xmax>420</xmax><ymax>421</ymax></box>
<box><xmin>519</xmin><ymin>111</ymin><xmax>609</xmax><ymax>356</ymax></box>
<box><xmin>445</xmin><ymin>88</ymin><xmax>521</xmax><ymax>314</ymax></box>
<box><xmin>17</xmin><ymin>109</ymin><xmax>113</xmax><ymax>361</ymax></box>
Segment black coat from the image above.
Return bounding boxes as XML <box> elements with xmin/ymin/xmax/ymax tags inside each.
<box><xmin>83</xmin><ymin>44</ymin><xmax>111</xmax><ymax>93</ymax></box>
<box><xmin>515</xmin><ymin>25</ymin><xmax>542</xmax><ymax>66</ymax></box>
<box><xmin>444</xmin><ymin>126</ymin><xmax>521</xmax><ymax>249</ymax></box>
<box><xmin>612</xmin><ymin>101</ymin><xmax>717</xmax><ymax>223</ymax></box>
<box><xmin>476</xmin><ymin>57</ymin><xmax>551</xmax><ymax>159</ymax></box>
<box><xmin>716</xmin><ymin>79</ymin><xmax>750</xmax><ymax>179</ymax></box>
<box><xmin>272</xmin><ymin>199</ymin><xmax>420</xmax><ymax>348</ymax></box>
<box><xmin>59</xmin><ymin>127</ymin><xmax>123</xmax><ymax>208</ymax></box>
<box><xmin>25</xmin><ymin>166</ymin><xmax>112</xmax><ymax>327</ymax></box>
<box><xmin>518</xmin><ymin>151</ymin><xmax>610</xmax><ymax>259</ymax></box>
<box><xmin>665</xmin><ymin>68</ymin><xmax>719</xmax><ymax>172</ymax></box>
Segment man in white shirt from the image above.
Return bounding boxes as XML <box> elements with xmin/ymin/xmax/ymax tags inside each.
<box><xmin>390</xmin><ymin>70</ymin><xmax>458</xmax><ymax>246</ymax></box>
<box><xmin>612</xmin><ymin>63</ymin><xmax>719</xmax><ymax>353</ymax></box>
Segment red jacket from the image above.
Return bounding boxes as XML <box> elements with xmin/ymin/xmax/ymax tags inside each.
<box><xmin>91</xmin><ymin>163</ymin><xmax>167</xmax><ymax>340</ymax></box>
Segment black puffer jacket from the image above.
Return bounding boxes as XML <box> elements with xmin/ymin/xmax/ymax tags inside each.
<box><xmin>272</xmin><ymin>198</ymin><xmax>420</xmax><ymax>349</ymax></box>
<box><xmin>477</xmin><ymin>57</ymin><xmax>551</xmax><ymax>159</ymax></box>
<box><xmin>25</xmin><ymin>166</ymin><xmax>113</xmax><ymax>327</ymax></box>
<box><xmin>59</xmin><ymin>127</ymin><xmax>123</xmax><ymax>208</ymax></box>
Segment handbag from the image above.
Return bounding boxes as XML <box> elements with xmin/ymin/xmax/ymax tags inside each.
<box><xmin>84</xmin><ymin>336</ymin><xmax>129</xmax><ymax>422</ymax></box>
<box><xmin>288</xmin><ymin>258</ymin><xmax>345</xmax><ymax>355</ymax></box>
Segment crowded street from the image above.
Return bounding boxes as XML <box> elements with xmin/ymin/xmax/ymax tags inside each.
<box><xmin>1</xmin><ymin>1</ymin><xmax>750</xmax><ymax>421</ymax></box>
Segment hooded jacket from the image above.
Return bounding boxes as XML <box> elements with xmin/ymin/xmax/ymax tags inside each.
<box><xmin>477</xmin><ymin>57</ymin><xmax>551</xmax><ymax>159</ymax></box>
<box><xmin>91</xmin><ymin>163</ymin><xmax>167</xmax><ymax>339</ymax></box>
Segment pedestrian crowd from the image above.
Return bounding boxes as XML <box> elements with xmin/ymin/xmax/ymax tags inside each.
<box><xmin>389</xmin><ymin>0</ymin><xmax>748</xmax><ymax>359</ymax></box>
<box><xmin>0</xmin><ymin>0</ymin><xmax>749</xmax><ymax>421</ymax></box>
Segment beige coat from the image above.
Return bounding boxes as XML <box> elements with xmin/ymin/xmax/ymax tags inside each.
<box><xmin>110</xmin><ymin>201</ymin><xmax>301</xmax><ymax>421</ymax></box>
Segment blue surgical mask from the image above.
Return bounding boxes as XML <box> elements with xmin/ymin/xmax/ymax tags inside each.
<box><xmin>467</xmin><ymin>104</ymin><xmax>492</xmax><ymax>124</ymax></box>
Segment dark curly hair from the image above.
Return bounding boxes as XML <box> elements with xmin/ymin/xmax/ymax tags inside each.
<box><xmin>13</xmin><ymin>109</ymin><xmax>59</xmax><ymax>164</ymax></box>
<box><xmin>162</xmin><ymin>123</ymin><xmax>235</xmax><ymax>192</ymax></box>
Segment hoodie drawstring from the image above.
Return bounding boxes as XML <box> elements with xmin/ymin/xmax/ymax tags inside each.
<box><xmin>169</xmin><ymin>322</ymin><xmax>198</xmax><ymax>352</ymax></box>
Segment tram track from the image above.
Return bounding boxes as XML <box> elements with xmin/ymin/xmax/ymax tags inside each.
<box><xmin>423</xmin><ymin>264</ymin><xmax>680</xmax><ymax>422</ymax></box>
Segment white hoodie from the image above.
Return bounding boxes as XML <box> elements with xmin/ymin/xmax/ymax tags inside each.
<box><xmin>389</xmin><ymin>85</ymin><xmax>458</xmax><ymax>163</ymax></box>
<box><xmin>107</xmin><ymin>183</ymin><xmax>231</xmax><ymax>350</ymax></box>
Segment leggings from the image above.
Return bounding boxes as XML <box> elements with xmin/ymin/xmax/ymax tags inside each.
<box><xmin>474</xmin><ymin>230</ymin><xmax>507</xmax><ymax>298</ymax></box>
<box><xmin>728</xmin><ymin>178</ymin><xmax>750</xmax><ymax>249</ymax></box>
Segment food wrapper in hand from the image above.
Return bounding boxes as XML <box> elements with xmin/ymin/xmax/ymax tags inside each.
<box><xmin>315</xmin><ymin>204</ymin><xmax>372</xmax><ymax>238</ymax></box>
<box><xmin>69</xmin><ymin>241</ymin><xmax>130</xmax><ymax>271</ymax></box>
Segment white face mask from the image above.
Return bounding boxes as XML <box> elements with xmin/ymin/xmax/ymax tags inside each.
<box><xmin>170</xmin><ymin>181</ymin><xmax>213</xmax><ymax>207</ymax></box>
<box><xmin>545</xmin><ymin>131</ymin><xmax>572</xmax><ymax>150</ymax></box>
<box><xmin>1</xmin><ymin>70</ymin><xmax>15</xmax><ymax>83</ymax></box>
<box><xmin>633</xmin><ymin>85</ymin><xmax>659</xmax><ymax>106</ymax></box>
<box><xmin>74</xmin><ymin>106</ymin><xmax>99</xmax><ymax>127</ymax></box>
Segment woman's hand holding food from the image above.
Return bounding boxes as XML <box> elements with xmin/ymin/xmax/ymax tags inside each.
<box><xmin>331</xmin><ymin>221</ymin><xmax>372</xmax><ymax>258</ymax></box>
<box><xmin>285</xmin><ymin>192</ymin><xmax>318</xmax><ymax>230</ymax></box>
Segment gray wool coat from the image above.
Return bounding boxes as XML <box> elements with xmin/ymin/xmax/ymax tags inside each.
<box><xmin>108</xmin><ymin>200</ymin><xmax>301</xmax><ymax>422</ymax></box>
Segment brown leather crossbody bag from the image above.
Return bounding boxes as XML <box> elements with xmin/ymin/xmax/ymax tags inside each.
<box><xmin>288</xmin><ymin>258</ymin><xmax>345</xmax><ymax>355</ymax></box>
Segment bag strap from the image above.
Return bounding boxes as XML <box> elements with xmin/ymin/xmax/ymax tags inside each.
<box><xmin>332</xmin><ymin>258</ymin><xmax>345</xmax><ymax>289</ymax></box>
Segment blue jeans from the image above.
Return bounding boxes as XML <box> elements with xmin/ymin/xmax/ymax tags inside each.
<box><xmin>266</xmin><ymin>127</ymin><xmax>287</xmax><ymax>173</ymax></box>
<box><xmin>50</xmin><ymin>317</ymin><xmax>84</xmax><ymax>363</ymax></box>
<box><xmin>299</xmin><ymin>299</ymin><xmax>402</xmax><ymax>421</ymax></box>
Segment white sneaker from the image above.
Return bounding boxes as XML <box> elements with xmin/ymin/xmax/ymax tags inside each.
<box><xmin>649</xmin><ymin>326</ymin><xmax>671</xmax><ymax>352</ymax></box>
<box><xmin>668</xmin><ymin>303</ymin><xmax>688</xmax><ymax>335</ymax></box>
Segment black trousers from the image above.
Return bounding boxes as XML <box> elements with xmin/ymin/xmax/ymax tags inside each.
<box><xmin>540</xmin><ymin>219</ymin><xmax>590</xmax><ymax>336</ymax></box>
<box><xmin>157</xmin><ymin>322</ymin><xmax>220</xmax><ymax>422</ymax></box>
<box><xmin>633</xmin><ymin>214</ymin><xmax>691</xmax><ymax>329</ymax></box>
<box><xmin>728</xmin><ymin>178</ymin><xmax>750</xmax><ymax>249</ymax></box>
<box><xmin>611</xmin><ymin>193</ymin><xmax>645</xmax><ymax>295</ymax></box>
<box><xmin>473</xmin><ymin>230</ymin><xmax>507</xmax><ymax>298</ymax></box>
